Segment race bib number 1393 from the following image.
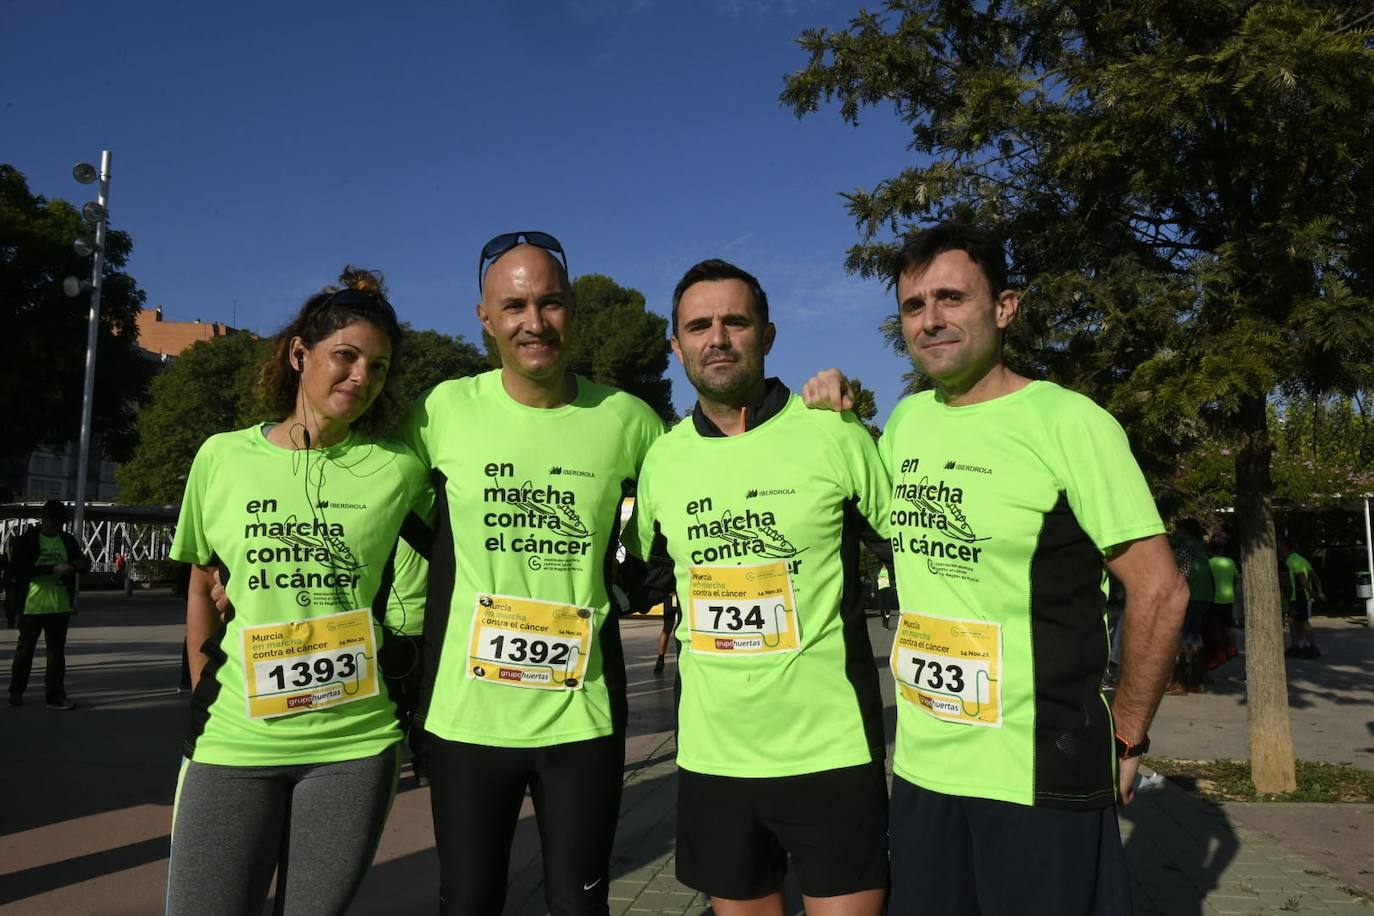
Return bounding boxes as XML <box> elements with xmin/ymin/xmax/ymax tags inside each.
<box><xmin>241</xmin><ymin>608</ymin><xmax>378</xmax><ymax>720</ymax></box>
<box><xmin>891</xmin><ymin>612</ymin><xmax>1002</xmax><ymax>727</ymax></box>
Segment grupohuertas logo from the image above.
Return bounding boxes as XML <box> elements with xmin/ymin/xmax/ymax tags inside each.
<box><xmin>745</xmin><ymin>487</ymin><xmax>797</xmax><ymax>499</ymax></box>
<box><xmin>942</xmin><ymin>459</ymin><xmax>992</xmax><ymax>475</ymax></box>
<box><xmin>549</xmin><ymin>466</ymin><xmax>596</xmax><ymax>478</ymax></box>
<box><xmin>316</xmin><ymin>500</ymin><xmax>369</xmax><ymax>509</ymax></box>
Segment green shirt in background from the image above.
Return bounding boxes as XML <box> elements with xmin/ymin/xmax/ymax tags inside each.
<box><xmin>396</xmin><ymin>371</ymin><xmax>664</xmax><ymax>748</ymax></box>
<box><xmin>24</xmin><ymin>534</ymin><xmax>72</xmax><ymax>615</ymax></box>
<box><xmin>1286</xmin><ymin>552</ymin><xmax>1314</xmax><ymax>600</ymax></box>
<box><xmin>1210</xmin><ymin>556</ymin><xmax>1238</xmax><ymax>605</ymax></box>
<box><xmin>170</xmin><ymin>424</ymin><xmax>429</xmax><ymax>766</ymax></box>
<box><xmin>880</xmin><ymin>381</ymin><xmax>1164</xmax><ymax>810</ymax></box>
<box><xmin>627</xmin><ymin>395</ymin><xmax>891</xmax><ymax>778</ymax></box>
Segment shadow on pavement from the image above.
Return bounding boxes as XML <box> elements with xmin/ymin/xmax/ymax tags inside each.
<box><xmin>1120</xmin><ymin>784</ymin><xmax>1239</xmax><ymax>915</ymax></box>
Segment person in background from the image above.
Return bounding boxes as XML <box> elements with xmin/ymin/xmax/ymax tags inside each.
<box><xmin>1205</xmin><ymin>537</ymin><xmax>1240</xmax><ymax>670</ymax></box>
<box><xmin>1169</xmin><ymin>519</ymin><xmax>1214</xmax><ymax>693</ymax></box>
<box><xmin>1280</xmin><ymin>538</ymin><xmax>1325</xmax><ymax>659</ymax></box>
<box><xmin>7</xmin><ymin>499</ymin><xmax>88</xmax><ymax>710</ymax></box>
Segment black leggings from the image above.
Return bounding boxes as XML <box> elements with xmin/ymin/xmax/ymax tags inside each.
<box><xmin>429</xmin><ymin>733</ymin><xmax>625</xmax><ymax>916</ymax></box>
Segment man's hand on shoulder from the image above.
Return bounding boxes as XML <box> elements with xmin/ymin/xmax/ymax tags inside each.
<box><xmin>801</xmin><ymin>369</ymin><xmax>853</xmax><ymax>412</ymax></box>
<box><xmin>210</xmin><ymin>568</ymin><xmax>233</xmax><ymax>620</ymax></box>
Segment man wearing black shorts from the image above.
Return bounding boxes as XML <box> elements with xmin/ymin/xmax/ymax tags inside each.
<box><xmin>627</xmin><ymin>260</ymin><xmax>890</xmax><ymax>915</ymax></box>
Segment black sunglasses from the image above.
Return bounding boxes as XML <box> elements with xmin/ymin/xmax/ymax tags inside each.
<box><xmin>478</xmin><ymin>231</ymin><xmax>568</xmax><ymax>293</ymax></box>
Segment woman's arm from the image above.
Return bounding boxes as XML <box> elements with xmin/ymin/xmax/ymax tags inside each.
<box><xmin>186</xmin><ymin>564</ymin><xmax>221</xmax><ymax>690</ymax></box>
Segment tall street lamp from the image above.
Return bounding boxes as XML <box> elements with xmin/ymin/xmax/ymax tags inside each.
<box><xmin>64</xmin><ymin>150</ymin><xmax>112</xmax><ymax>578</ymax></box>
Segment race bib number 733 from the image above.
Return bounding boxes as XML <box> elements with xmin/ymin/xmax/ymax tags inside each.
<box><xmin>891</xmin><ymin>612</ymin><xmax>1002</xmax><ymax>727</ymax></box>
<box><xmin>241</xmin><ymin>608</ymin><xmax>378</xmax><ymax>719</ymax></box>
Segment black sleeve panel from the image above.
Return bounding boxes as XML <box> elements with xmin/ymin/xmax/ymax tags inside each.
<box><xmin>858</xmin><ymin>520</ymin><xmax>893</xmax><ymax>568</ymax></box>
<box><xmin>400</xmin><ymin>512</ymin><xmax>435</xmax><ymax>561</ymax></box>
<box><xmin>621</xmin><ymin>524</ymin><xmax>676</xmax><ymax>613</ymax></box>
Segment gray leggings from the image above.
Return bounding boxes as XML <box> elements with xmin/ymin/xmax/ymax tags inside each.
<box><xmin>166</xmin><ymin>746</ymin><xmax>399</xmax><ymax>916</ymax></box>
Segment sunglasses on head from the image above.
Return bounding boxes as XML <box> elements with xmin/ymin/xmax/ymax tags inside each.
<box><xmin>478</xmin><ymin>231</ymin><xmax>568</xmax><ymax>293</ymax></box>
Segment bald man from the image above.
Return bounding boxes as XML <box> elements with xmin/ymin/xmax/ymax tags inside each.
<box><xmin>397</xmin><ymin>233</ymin><xmax>665</xmax><ymax>916</ymax></box>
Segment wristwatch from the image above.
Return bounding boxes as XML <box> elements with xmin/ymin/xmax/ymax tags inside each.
<box><xmin>1115</xmin><ymin>732</ymin><xmax>1150</xmax><ymax>759</ymax></box>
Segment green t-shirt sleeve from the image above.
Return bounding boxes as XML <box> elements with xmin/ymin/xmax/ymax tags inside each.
<box><xmin>826</xmin><ymin>412</ymin><xmax>891</xmax><ymax>539</ymax></box>
<box><xmin>385</xmin><ymin>538</ymin><xmax>428</xmax><ymax>635</ymax></box>
<box><xmin>623</xmin><ymin>464</ymin><xmax>657</xmax><ymax>562</ymax></box>
<box><xmin>395</xmin><ymin>384</ymin><xmax>442</xmax><ymax>469</ymax></box>
<box><xmin>169</xmin><ymin>437</ymin><xmax>215</xmax><ymax>566</ymax></box>
<box><xmin>1046</xmin><ymin>398</ymin><xmax>1164</xmax><ymax>553</ymax></box>
<box><xmin>629</xmin><ymin>407</ymin><xmax>667</xmax><ymax>477</ymax></box>
<box><xmin>813</xmin><ymin>411</ymin><xmax>890</xmax><ymax>541</ymax></box>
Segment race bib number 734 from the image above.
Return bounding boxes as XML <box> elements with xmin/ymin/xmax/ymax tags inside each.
<box><xmin>241</xmin><ymin>608</ymin><xmax>379</xmax><ymax>719</ymax></box>
<box><xmin>891</xmin><ymin>612</ymin><xmax>1001</xmax><ymax>727</ymax></box>
<box><xmin>686</xmin><ymin>561</ymin><xmax>800</xmax><ymax>656</ymax></box>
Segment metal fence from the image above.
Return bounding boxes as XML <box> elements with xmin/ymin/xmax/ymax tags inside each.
<box><xmin>1</xmin><ymin>503</ymin><xmax>179</xmax><ymax>572</ymax></box>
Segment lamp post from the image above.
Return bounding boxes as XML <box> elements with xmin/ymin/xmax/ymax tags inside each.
<box><xmin>64</xmin><ymin>151</ymin><xmax>112</xmax><ymax>581</ymax></box>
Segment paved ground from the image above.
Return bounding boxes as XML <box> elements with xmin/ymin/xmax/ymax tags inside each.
<box><xmin>1</xmin><ymin>592</ymin><xmax>1371</xmax><ymax>914</ymax></box>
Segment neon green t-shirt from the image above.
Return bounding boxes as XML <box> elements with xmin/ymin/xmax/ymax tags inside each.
<box><xmin>25</xmin><ymin>534</ymin><xmax>72</xmax><ymax>615</ymax></box>
<box><xmin>170</xmin><ymin>424</ymin><xmax>429</xmax><ymax>766</ymax></box>
<box><xmin>1210</xmin><ymin>556</ymin><xmax>1238</xmax><ymax>604</ymax></box>
<box><xmin>385</xmin><ymin>540</ymin><xmax>428</xmax><ymax>637</ymax></box>
<box><xmin>879</xmin><ymin>381</ymin><xmax>1164</xmax><ymax>810</ymax></box>
<box><xmin>1286</xmin><ymin>552</ymin><xmax>1314</xmax><ymax>600</ymax></box>
<box><xmin>396</xmin><ymin>371</ymin><xmax>664</xmax><ymax>747</ymax></box>
<box><xmin>627</xmin><ymin>396</ymin><xmax>890</xmax><ymax>777</ymax></box>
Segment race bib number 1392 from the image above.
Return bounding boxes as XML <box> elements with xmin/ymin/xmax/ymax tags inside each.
<box><xmin>468</xmin><ymin>594</ymin><xmax>594</xmax><ymax>690</ymax></box>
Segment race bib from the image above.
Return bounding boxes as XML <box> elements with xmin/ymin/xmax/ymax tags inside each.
<box><xmin>241</xmin><ymin>608</ymin><xmax>378</xmax><ymax>719</ymax></box>
<box><xmin>468</xmin><ymin>594</ymin><xmax>594</xmax><ymax>690</ymax></box>
<box><xmin>686</xmin><ymin>561</ymin><xmax>800</xmax><ymax>656</ymax></box>
<box><xmin>891</xmin><ymin>612</ymin><xmax>1001</xmax><ymax>727</ymax></box>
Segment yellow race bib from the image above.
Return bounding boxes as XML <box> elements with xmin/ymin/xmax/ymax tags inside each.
<box><xmin>891</xmin><ymin>612</ymin><xmax>1002</xmax><ymax>727</ymax></box>
<box><xmin>686</xmin><ymin>561</ymin><xmax>800</xmax><ymax>656</ymax></box>
<box><xmin>240</xmin><ymin>608</ymin><xmax>378</xmax><ymax>719</ymax></box>
<box><xmin>467</xmin><ymin>594</ymin><xmax>594</xmax><ymax>690</ymax></box>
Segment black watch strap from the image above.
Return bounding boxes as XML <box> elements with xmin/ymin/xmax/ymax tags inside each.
<box><xmin>1115</xmin><ymin>732</ymin><xmax>1149</xmax><ymax>759</ymax></box>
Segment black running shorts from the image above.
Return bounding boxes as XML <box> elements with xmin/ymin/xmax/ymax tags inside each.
<box><xmin>889</xmin><ymin>776</ymin><xmax>1134</xmax><ymax>915</ymax></box>
<box><xmin>675</xmin><ymin>761</ymin><xmax>888</xmax><ymax>900</ymax></box>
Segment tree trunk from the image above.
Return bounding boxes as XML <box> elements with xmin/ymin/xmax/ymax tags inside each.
<box><xmin>1234</xmin><ymin>394</ymin><xmax>1297</xmax><ymax>794</ymax></box>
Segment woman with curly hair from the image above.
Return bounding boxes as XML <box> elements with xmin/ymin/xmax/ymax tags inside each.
<box><xmin>165</xmin><ymin>268</ymin><xmax>429</xmax><ymax>916</ymax></box>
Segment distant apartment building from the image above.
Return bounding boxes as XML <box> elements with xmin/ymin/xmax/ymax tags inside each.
<box><xmin>0</xmin><ymin>308</ymin><xmax>244</xmax><ymax>503</ymax></box>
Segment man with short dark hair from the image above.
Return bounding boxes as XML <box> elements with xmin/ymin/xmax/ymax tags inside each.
<box><xmin>8</xmin><ymin>499</ymin><xmax>89</xmax><ymax>710</ymax></box>
<box><xmin>808</xmin><ymin>221</ymin><xmax>1188</xmax><ymax>915</ymax></box>
<box><xmin>628</xmin><ymin>259</ymin><xmax>891</xmax><ymax>916</ymax></box>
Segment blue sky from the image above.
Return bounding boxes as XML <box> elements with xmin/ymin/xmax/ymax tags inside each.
<box><xmin>4</xmin><ymin>0</ymin><xmax>921</xmax><ymax>421</ymax></box>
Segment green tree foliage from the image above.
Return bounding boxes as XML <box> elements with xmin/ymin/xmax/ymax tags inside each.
<box><xmin>391</xmin><ymin>327</ymin><xmax>487</xmax><ymax>405</ymax></box>
<box><xmin>484</xmin><ymin>273</ymin><xmax>675</xmax><ymax>420</ymax></box>
<box><xmin>1166</xmin><ymin>396</ymin><xmax>1374</xmax><ymax>521</ymax></box>
<box><xmin>783</xmin><ymin>0</ymin><xmax>1374</xmax><ymax>793</ymax></box>
<box><xmin>0</xmin><ymin>164</ymin><xmax>151</xmax><ymax>462</ymax></box>
<box><xmin>116</xmin><ymin>333</ymin><xmax>271</xmax><ymax>503</ymax></box>
<box><xmin>117</xmin><ymin>325</ymin><xmax>485</xmax><ymax>504</ymax></box>
<box><xmin>847</xmin><ymin>375</ymin><xmax>882</xmax><ymax>438</ymax></box>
